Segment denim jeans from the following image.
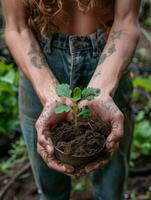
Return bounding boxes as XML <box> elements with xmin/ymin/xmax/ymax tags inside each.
<box><xmin>19</xmin><ymin>29</ymin><xmax>134</xmax><ymax>200</ymax></box>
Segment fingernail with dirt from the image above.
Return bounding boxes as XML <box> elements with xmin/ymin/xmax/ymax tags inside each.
<box><xmin>85</xmin><ymin>166</ymin><xmax>93</xmax><ymax>173</ymax></box>
<box><xmin>46</xmin><ymin>145</ymin><xmax>53</xmax><ymax>154</ymax></box>
<box><xmin>107</xmin><ymin>141</ymin><xmax>114</xmax><ymax>150</ymax></box>
<box><xmin>107</xmin><ymin>137</ymin><xmax>112</xmax><ymax>143</ymax></box>
<box><xmin>66</xmin><ymin>166</ymin><xmax>74</xmax><ymax>173</ymax></box>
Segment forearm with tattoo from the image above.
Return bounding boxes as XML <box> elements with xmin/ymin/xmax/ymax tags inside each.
<box><xmin>93</xmin><ymin>29</ymin><xmax>127</xmax><ymax>79</ymax></box>
<box><xmin>28</xmin><ymin>44</ymin><xmax>48</xmax><ymax>68</ymax></box>
<box><xmin>27</xmin><ymin>43</ymin><xmax>58</xmax><ymax>86</ymax></box>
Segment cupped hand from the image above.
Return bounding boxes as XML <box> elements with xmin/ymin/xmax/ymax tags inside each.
<box><xmin>77</xmin><ymin>94</ymin><xmax>124</xmax><ymax>175</ymax></box>
<box><xmin>35</xmin><ymin>97</ymin><xmax>74</xmax><ymax>175</ymax></box>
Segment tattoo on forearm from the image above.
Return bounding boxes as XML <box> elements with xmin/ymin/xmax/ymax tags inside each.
<box><xmin>28</xmin><ymin>44</ymin><xmax>48</xmax><ymax>68</ymax></box>
<box><xmin>27</xmin><ymin>44</ymin><xmax>58</xmax><ymax>85</ymax></box>
<box><xmin>93</xmin><ymin>29</ymin><xmax>127</xmax><ymax>79</ymax></box>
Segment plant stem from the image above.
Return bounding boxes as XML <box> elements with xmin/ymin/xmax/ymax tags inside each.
<box><xmin>72</xmin><ymin>102</ymin><xmax>78</xmax><ymax>129</ymax></box>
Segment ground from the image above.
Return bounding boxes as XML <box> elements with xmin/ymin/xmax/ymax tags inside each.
<box><xmin>0</xmin><ymin>163</ymin><xmax>151</xmax><ymax>200</ymax></box>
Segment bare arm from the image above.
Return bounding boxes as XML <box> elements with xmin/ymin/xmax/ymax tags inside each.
<box><xmin>89</xmin><ymin>0</ymin><xmax>141</xmax><ymax>96</ymax></box>
<box><xmin>2</xmin><ymin>0</ymin><xmax>74</xmax><ymax>174</ymax></box>
<box><xmin>78</xmin><ymin>0</ymin><xmax>141</xmax><ymax>174</ymax></box>
<box><xmin>2</xmin><ymin>0</ymin><xmax>58</xmax><ymax>106</ymax></box>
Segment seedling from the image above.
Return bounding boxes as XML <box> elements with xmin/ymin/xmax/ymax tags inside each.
<box><xmin>55</xmin><ymin>84</ymin><xmax>100</xmax><ymax>129</ymax></box>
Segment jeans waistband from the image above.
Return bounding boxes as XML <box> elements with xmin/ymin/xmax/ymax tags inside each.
<box><xmin>37</xmin><ymin>28</ymin><xmax>106</xmax><ymax>57</ymax></box>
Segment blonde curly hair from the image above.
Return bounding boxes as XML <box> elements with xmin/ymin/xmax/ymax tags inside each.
<box><xmin>23</xmin><ymin>0</ymin><xmax>114</xmax><ymax>35</ymax></box>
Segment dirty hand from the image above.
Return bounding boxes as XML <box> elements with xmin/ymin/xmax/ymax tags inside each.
<box><xmin>35</xmin><ymin>97</ymin><xmax>74</xmax><ymax>174</ymax></box>
<box><xmin>78</xmin><ymin>95</ymin><xmax>124</xmax><ymax>174</ymax></box>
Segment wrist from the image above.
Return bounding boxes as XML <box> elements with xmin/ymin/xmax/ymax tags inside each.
<box><xmin>88</xmin><ymin>82</ymin><xmax>116</xmax><ymax>98</ymax></box>
<box><xmin>88</xmin><ymin>78</ymin><xmax>119</xmax><ymax>98</ymax></box>
<box><xmin>36</xmin><ymin>84</ymin><xmax>59</xmax><ymax>106</ymax></box>
<box><xmin>99</xmin><ymin>85</ymin><xmax>117</xmax><ymax>97</ymax></box>
<box><xmin>40</xmin><ymin>93</ymin><xmax>59</xmax><ymax>107</ymax></box>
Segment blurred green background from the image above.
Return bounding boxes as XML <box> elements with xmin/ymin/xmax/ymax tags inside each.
<box><xmin>0</xmin><ymin>1</ymin><xmax>151</xmax><ymax>200</ymax></box>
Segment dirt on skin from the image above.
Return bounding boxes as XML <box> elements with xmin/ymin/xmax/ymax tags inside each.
<box><xmin>46</xmin><ymin>119</ymin><xmax>111</xmax><ymax>157</ymax></box>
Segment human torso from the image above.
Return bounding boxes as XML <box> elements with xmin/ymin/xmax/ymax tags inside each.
<box><xmin>53</xmin><ymin>0</ymin><xmax>114</xmax><ymax>35</ymax></box>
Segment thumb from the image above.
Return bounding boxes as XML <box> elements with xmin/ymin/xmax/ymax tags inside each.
<box><xmin>65</xmin><ymin>98</ymin><xmax>73</xmax><ymax>107</ymax></box>
<box><xmin>78</xmin><ymin>99</ymin><xmax>88</xmax><ymax>110</ymax></box>
<box><xmin>67</xmin><ymin>112</ymin><xmax>73</xmax><ymax>121</ymax></box>
<box><xmin>49</xmin><ymin>113</ymin><xmax>66</xmax><ymax>129</ymax></box>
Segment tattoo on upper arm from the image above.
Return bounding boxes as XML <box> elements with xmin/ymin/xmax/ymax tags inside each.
<box><xmin>93</xmin><ymin>29</ymin><xmax>127</xmax><ymax>79</ymax></box>
<box><xmin>28</xmin><ymin>44</ymin><xmax>48</xmax><ymax>68</ymax></box>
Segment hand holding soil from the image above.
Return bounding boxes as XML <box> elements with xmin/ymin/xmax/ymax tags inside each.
<box><xmin>78</xmin><ymin>95</ymin><xmax>124</xmax><ymax>174</ymax></box>
<box><xmin>79</xmin><ymin>95</ymin><xmax>124</xmax><ymax>151</ymax></box>
<box><xmin>44</xmin><ymin>84</ymin><xmax>114</xmax><ymax>176</ymax></box>
<box><xmin>35</xmin><ymin>98</ymin><xmax>74</xmax><ymax>174</ymax></box>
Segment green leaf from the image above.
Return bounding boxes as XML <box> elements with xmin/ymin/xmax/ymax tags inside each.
<box><xmin>0</xmin><ymin>69</ymin><xmax>15</xmax><ymax>84</ymax></box>
<box><xmin>78</xmin><ymin>107</ymin><xmax>91</xmax><ymax>118</ymax></box>
<box><xmin>56</xmin><ymin>84</ymin><xmax>72</xmax><ymax>98</ymax></box>
<box><xmin>133</xmin><ymin>76</ymin><xmax>151</xmax><ymax>92</ymax></box>
<box><xmin>145</xmin><ymin>17</ymin><xmax>151</xmax><ymax>28</ymax></box>
<box><xmin>136</xmin><ymin>48</ymin><xmax>147</xmax><ymax>59</ymax></box>
<box><xmin>82</xmin><ymin>87</ymin><xmax>100</xmax><ymax>101</ymax></box>
<box><xmin>134</xmin><ymin>120</ymin><xmax>151</xmax><ymax>139</ymax></box>
<box><xmin>7</xmin><ymin>118</ymin><xmax>20</xmax><ymax>133</ymax></box>
<box><xmin>135</xmin><ymin>111</ymin><xmax>145</xmax><ymax>122</ymax></box>
<box><xmin>55</xmin><ymin>104</ymin><xmax>71</xmax><ymax>114</ymax></box>
<box><xmin>72</xmin><ymin>87</ymin><xmax>81</xmax><ymax>101</ymax></box>
<box><xmin>86</xmin><ymin>95</ymin><xmax>95</xmax><ymax>101</ymax></box>
<box><xmin>132</xmin><ymin>89</ymin><xmax>139</xmax><ymax>102</ymax></box>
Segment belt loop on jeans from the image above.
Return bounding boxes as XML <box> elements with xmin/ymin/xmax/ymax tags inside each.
<box><xmin>43</xmin><ymin>32</ymin><xmax>53</xmax><ymax>55</ymax></box>
<box><xmin>90</xmin><ymin>30</ymin><xmax>100</xmax><ymax>58</ymax></box>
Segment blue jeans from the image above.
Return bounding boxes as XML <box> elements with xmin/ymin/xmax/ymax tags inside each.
<box><xmin>19</xmin><ymin>29</ymin><xmax>134</xmax><ymax>200</ymax></box>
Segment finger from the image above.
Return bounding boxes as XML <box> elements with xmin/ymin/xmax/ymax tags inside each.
<box><xmin>45</xmin><ymin>144</ymin><xmax>53</xmax><ymax>155</ymax></box>
<box><xmin>35</xmin><ymin>121</ymin><xmax>52</xmax><ymax>148</ymax></box>
<box><xmin>36</xmin><ymin>101</ymin><xmax>62</xmax><ymax>131</ymax></box>
<box><xmin>63</xmin><ymin>164</ymin><xmax>74</xmax><ymax>174</ymax></box>
<box><xmin>41</xmin><ymin>130</ymin><xmax>54</xmax><ymax>154</ymax></box>
<box><xmin>36</xmin><ymin>105</ymin><xmax>54</xmax><ymax>129</ymax></box>
<box><xmin>37</xmin><ymin>143</ymin><xmax>49</xmax><ymax>163</ymax></box>
<box><xmin>38</xmin><ymin>134</ymin><xmax>50</xmax><ymax>148</ymax></box>
<box><xmin>107</xmin><ymin>114</ymin><xmax>124</xmax><ymax>144</ymax></box>
<box><xmin>47</xmin><ymin>158</ymin><xmax>74</xmax><ymax>174</ymax></box>
<box><xmin>78</xmin><ymin>100</ymin><xmax>88</xmax><ymax>110</ymax></box>
<box><xmin>78</xmin><ymin>100</ymin><xmax>98</xmax><ymax>121</ymax></box>
<box><xmin>85</xmin><ymin>162</ymin><xmax>101</xmax><ymax>174</ymax></box>
<box><xmin>49</xmin><ymin>114</ymin><xmax>65</xmax><ymax>129</ymax></box>
<box><xmin>67</xmin><ymin>112</ymin><xmax>73</xmax><ymax>121</ymax></box>
<box><xmin>65</xmin><ymin>98</ymin><xmax>73</xmax><ymax>107</ymax></box>
<box><xmin>37</xmin><ymin>143</ymin><xmax>74</xmax><ymax>174</ymax></box>
<box><xmin>46</xmin><ymin>139</ymin><xmax>54</xmax><ymax>155</ymax></box>
<box><xmin>73</xmin><ymin>169</ymin><xmax>87</xmax><ymax>177</ymax></box>
<box><xmin>85</xmin><ymin>158</ymin><xmax>109</xmax><ymax>174</ymax></box>
<box><xmin>89</xmin><ymin>108</ymin><xmax>98</xmax><ymax>120</ymax></box>
<box><xmin>84</xmin><ymin>153</ymin><xmax>113</xmax><ymax>174</ymax></box>
<box><xmin>64</xmin><ymin>172</ymin><xmax>75</xmax><ymax>177</ymax></box>
<box><xmin>107</xmin><ymin>141</ymin><xmax>119</xmax><ymax>153</ymax></box>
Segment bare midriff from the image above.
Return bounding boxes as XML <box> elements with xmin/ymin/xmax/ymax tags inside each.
<box><xmin>54</xmin><ymin>0</ymin><xmax>114</xmax><ymax>35</ymax></box>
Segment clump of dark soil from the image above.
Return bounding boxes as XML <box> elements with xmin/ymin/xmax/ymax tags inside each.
<box><xmin>47</xmin><ymin>119</ymin><xmax>111</xmax><ymax>157</ymax></box>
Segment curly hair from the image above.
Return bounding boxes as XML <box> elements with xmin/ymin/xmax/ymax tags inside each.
<box><xmin>22</xmin><ymin>0</ymin><xmax>114</xmax><ymax>35</ymax></box>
